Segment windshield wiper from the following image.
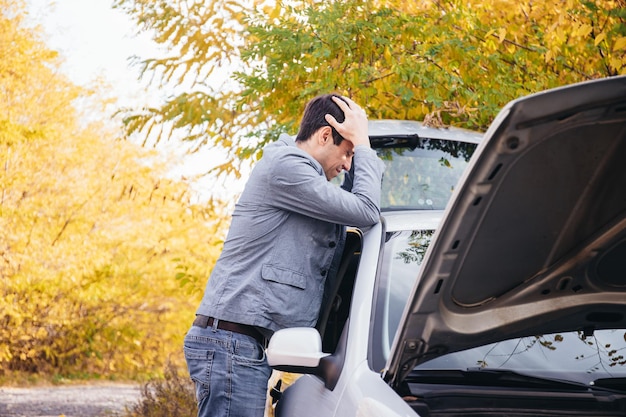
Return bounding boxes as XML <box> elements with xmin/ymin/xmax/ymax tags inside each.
<box><xmin>407</xmin><ymin>369</ymin><xmax>625</xmax><ymax>394</ymax></box>
<box><xmin>371</xmin><ymin>134</ymin><xmax>420</xmax><ymax>150</ymax></box>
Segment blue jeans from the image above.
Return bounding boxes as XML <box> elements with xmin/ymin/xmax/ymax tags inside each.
<box><xmin>184</xmin><ymin>322</ymin><xmax>272</xmax><ymax>417</ymax></box>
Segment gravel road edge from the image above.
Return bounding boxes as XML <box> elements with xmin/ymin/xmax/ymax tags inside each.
<box><xmin>0</xmin><ymin>383</ymin><xmax>142</xmax><ymax>417</ymax></box>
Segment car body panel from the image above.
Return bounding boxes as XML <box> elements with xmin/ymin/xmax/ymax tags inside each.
<box><xmin>275</xmin><ymin>363</ymin><xmax>415</xmax><ymax>417</ymax></box>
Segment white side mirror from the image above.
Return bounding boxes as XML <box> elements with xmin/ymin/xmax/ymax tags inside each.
<box><xmin>266</xmin><ymin>327</ymin><xmax>330</xmax><ymax>368</ymax></box>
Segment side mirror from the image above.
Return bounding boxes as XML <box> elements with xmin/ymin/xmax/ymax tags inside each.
<box><xmin>266</xmin><ymin>327</ymin><xmax>329</xmax><ymax>368</ymax></box>
<box><xmin>267</xmin><ymin>326</ymin><xmax>347</xmax><ymax>391</ymax></box>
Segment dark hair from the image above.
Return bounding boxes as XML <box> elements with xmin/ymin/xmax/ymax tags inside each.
<box><xmin>295</xmin><ymin>94</ymin><xmax>346</xmax><ymax>145</ymax></box>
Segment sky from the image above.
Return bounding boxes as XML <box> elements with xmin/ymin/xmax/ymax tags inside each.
<box><xmin>25</xmin><ymin>0</ymin><xmax>244</xmax><ymax>201</ymax></box>
<box><xmin>26</xmin><ymin>0</ymin><xmax>158</xmax><ymax>108</ymax></box>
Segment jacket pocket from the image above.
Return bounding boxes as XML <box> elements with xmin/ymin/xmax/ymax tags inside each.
<box><xmin>261</xmin><ymin>264</ymin><xmax>307</xmax><ymax>289</ymax></box>
<box><xmin>261</xmin><ymin>264</ymin><xmax>319</xmax><ymax>328</ymax></box>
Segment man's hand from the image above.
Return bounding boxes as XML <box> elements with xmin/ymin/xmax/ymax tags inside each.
<box><xmin>325</xmin><ymin>96</ymin><xmax>370</xmax><ymax>148</ymax></box>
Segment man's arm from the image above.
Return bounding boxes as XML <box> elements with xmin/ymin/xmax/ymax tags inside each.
<box><xmin>268</xmin><ymin>96</ymin><xmax>384</xmax><ymax>228</ymax></box>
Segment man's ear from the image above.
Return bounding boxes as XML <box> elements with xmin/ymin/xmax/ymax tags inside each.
<box><xmin>317</xmin><ymin>126</ymin><xmax>333</xmax><ymax>145</ymax></box>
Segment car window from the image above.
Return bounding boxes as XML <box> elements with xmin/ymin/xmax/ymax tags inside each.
<box><xmin>376</xmin><ymin>138</ymin><xmax>476</xmax><ymax>211</ymax></box>
<box><xmin>418</xmin><ymin>329</ymin><xmax>626</xmax><ymax>385</ymax></box>
<box><xmin>370</xmin><ymin>228</ymin><xmax>434</xmax><ymax>372</ymax></box>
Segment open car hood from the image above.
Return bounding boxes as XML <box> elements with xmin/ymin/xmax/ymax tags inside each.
<box><xmin>385</xmin><ymin>76</ymin><xmax>626</xmax><ymax>387</ymax></box>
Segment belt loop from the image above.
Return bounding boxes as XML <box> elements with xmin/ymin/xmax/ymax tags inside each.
<box><xmin>211</xmin><ymin>318</ymin><xmax>219</xmax><ymax>332</ymax></box>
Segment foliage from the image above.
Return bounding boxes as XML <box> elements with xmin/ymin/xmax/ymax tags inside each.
<box><xmin>115</xmin><ymin>0</ymin><xmax>626</xmax><ymax>178</ymax></box>
<box><xmin>396</xmin><ymin>230</ymin><xmax>435</xmax><ymax>266</ymax></box>
<box><xmin>475</xmin><ymin>331</ymin><xmax>626</xmax><ymax>372</ymax></box>
<box><xmin>112</xmin><ymin>0</ymin><xmax>267</xmax><ymax>179</ymax></box>
<box><xmin>122</xmin><ymin>365</ymin><xmax>300</xmax><ymax>417</ymax></box>
<box><xmin>575</xmin><ymin>330</ymin><xmax>626</xmax><ymax>371</ymax></box>
<box><xmin>1</xmin><ymin>0</ymin><xmax>226</xmax><ymax>381</ymax></box>
<box><xmin>125</xmin><ymin>361</ymin><xmax>197</xmax><ymax>417</ymax></box>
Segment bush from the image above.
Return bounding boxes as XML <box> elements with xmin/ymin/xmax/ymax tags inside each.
<box><xmin>124</xmin><ymin>365</ymin><xmax>300</xmax><ymax>417</ymax></box>
<box><xmin>125</xmin><ymin>362</ymin><xmax>196</xmax><ymax>417</ymax></box>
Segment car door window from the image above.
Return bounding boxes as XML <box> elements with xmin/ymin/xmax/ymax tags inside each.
<box><xmin>370</xmin><ymin>228</ymin><xmax>434</xmax><ymax>371</ymax></box>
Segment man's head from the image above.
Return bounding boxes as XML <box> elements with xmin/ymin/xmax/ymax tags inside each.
<box><xmin>296</xmin><ymin>94</ymin><xmax>346</xmax><ymax>145</ymax></box>
<box><xmin>295</xmin><ymin>94</ymin><xmax>355</xmax><ymax>180</ymax></box>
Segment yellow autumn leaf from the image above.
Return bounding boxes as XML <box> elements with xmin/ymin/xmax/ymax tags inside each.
<box><xmin>613</xmin><ymin>37</ymin><xmax>626</xmax><ymax>52</ymax></box>
<box><xmin>577</xmin><ymin>24</ymin><xmax>592</xmax><ymax>39</ymax></box>
<box><xmin>609</xmin><ymin>56</ymin><xmax>623</xmax><ymax>72</ymax></box>
<box><xmin>544</xmin><ymin>50</ymin><xmax>553</xmax><ymax>63</ymax></box>
<box><xmin>36</xmin><ymin>327</ymin><xmax>48</xmax><ymax>339</ymax></box>
<box><xmin>384</xmin><ymin>47</ymin><xmax>392</xmax><ymax>61</ymax></box>
<box><xmin>595</xmin><ymin>32</ymin><xmax>607</xmax><ymax>46</ymax></box>
<box><xmin>262</xmin><ymin>5</ymin><xmax>273</xmax><ymax>16</ymax></box>
<box><xmin>263</xmin><ymin>4</ymin><xmax>281</xmax><ymax>20</ymax></box>
<box><xmin>498</xmin><ymin>28</ymin><xmax>506</xmax><ymax>43</ymax></box>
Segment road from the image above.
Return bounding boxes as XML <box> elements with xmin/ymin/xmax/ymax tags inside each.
<box><xmin>0</xmin><ymin>383</ymin><xmax>141</xmax><ymax>417</ymax></box>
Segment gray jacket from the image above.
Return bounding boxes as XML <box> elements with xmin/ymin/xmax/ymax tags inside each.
<box><xmin>196</xmin><ymin>134</ymin><xmax>385</xmax><ymax>334</ymax></box>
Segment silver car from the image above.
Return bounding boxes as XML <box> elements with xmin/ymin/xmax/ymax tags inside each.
<box><xmin>268</xmin><ymin>75</ymin><xmax>626</xmax><ymax>416</ymax></box>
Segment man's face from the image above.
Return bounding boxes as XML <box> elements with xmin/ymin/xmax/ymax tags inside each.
<box><xmin>319</xmin><ymin>138</ymin><xmax>355</xmax><ymax>180</ymax></box>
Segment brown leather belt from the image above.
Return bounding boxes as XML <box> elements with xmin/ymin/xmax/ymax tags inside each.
<box><xmin>193</xmin><ymin>315</ymin><xmax>266</xmax><ymax>346</ymax></box>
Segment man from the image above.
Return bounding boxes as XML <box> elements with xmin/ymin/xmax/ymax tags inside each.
<box><xmin>184</xmin><ymin>94</ymin><xmax>385</xmax><ymax>417</ymax></box>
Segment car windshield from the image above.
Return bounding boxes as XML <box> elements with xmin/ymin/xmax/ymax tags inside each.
<box><xmin>373</xmin><ymin>137</ymin><xmax>476</xmax><ymax>211</ymax></box>
<box><xmin>371</xmin><ymin>228</ymin><xmax>626</xmax><ymax>385</ymax></box>
<box><xmin>419</xmin><ymin>329</ymin><xmax>626</xmax><ymax>385</ymax></box>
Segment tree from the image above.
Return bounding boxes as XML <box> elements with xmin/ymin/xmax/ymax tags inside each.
<box><xmin>1</xmin><ymin>0</ymin><xmax>225</xmax><ymax>379</ymax></box>
<box><xmin>115</xmin><ymin>0</ymin><xmax>626</xmax><ymax>178</ymax></box>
